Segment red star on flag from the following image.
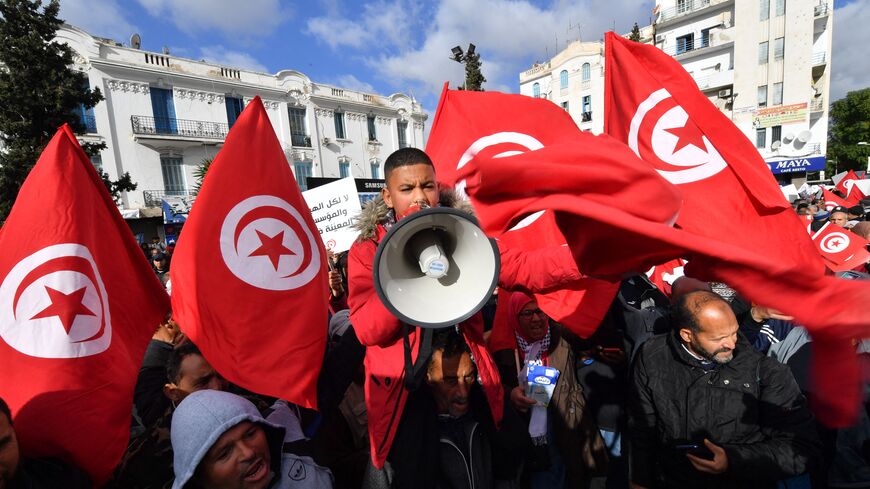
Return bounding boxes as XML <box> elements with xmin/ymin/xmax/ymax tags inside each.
<box><xmin>30</xmin><ymin>286</ymin><xmax>96</xmax><ymax>334</ymax></box>
<box><xmin>665</xmin><ymin>120</ymin><xmax>707</xmax><ymax>154</ymax></box>
<box><xmin>248</xmin><ymin>230</ymin><xmax>295</xmax><ymax>270</ymax></box>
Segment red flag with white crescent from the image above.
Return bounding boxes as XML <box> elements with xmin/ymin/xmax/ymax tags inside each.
<box><xmin>822</xmin><ymin>188</ymin><xmax>851</xmax><ymax>211</ymax></box>
<box><xmin>835</xmin><ymin>170</ymin><xmax>861</xmax><ymax>194</ymax></box>
<box><xmin>604</xmin><ymin>32</ymin><xmax>824</xmax><ymax>276</ymax></box>
<box><xmin>170</xmin><ymin>97</ymin><xmax>328</xmax><ymax>409</ymax></box>
<box><xmin>0</xmin><ymin>125</ymin><xmax>169</xmax><ymax>485</ymax></box>
<box><xmin>811</xmin><ymin>222</ymin><xmax>870</xmax><ymax>272</ymax></box>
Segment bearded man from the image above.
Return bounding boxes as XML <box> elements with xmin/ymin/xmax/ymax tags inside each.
<box><xmin>627</xmin><ymin>291</ymin><xmax>820</xmax><ymax>489</ymax></box>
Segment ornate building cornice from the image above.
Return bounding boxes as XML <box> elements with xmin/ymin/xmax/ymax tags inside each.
<box><xmin>106</xmin><ymin>79</ymin><xmax>150</xmax><ymax>94</ymax></box>
<box><xmin>174</xmin><ymin>88</ymin><xmax>224</xmax><ymax>104</ymax></box>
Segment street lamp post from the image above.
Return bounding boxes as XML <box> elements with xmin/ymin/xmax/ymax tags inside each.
<box><xmin>449</xmin><ymin>43</ymin><xmax>477</xmax><ymax>90</ymax></box>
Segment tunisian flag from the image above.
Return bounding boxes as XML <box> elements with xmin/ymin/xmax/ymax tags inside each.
<box><xmin>0</xmin><ymin>125</ymin><xmax>169</xmax><ymax>484</ymax></box>
<box><xmin>811</xmin><ymin>222</ymin><xmax>870</xmax><ymax>272</ymax></box>
<box><xmin>171</xmin><ymin>98</ymin><xmax>327</xmax><ymax>409</ymax></box>
<box><xmin>822</xmin><ymin>187</ymin><xmax>850</xmax><ymax>211</ymax></box>
<box><xmin>604</xmin><ymin>32</ymin><xmax>824</xmax><ymax>276</ymax></box>
<box><xmin>835</xmin><ymin>170</ymin><xmax>861</xmax><ymax>194</ymax></box>
<box><xmin>426</xmin><ymin>85</ymin><xmax>618</xmax><ymax>338</ymax></box>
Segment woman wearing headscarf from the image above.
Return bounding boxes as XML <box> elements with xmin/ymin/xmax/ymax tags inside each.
<box><xmin>491</xmin><ymin>291</ymin><xmax>608</xmax><ymax>489</ymax></box>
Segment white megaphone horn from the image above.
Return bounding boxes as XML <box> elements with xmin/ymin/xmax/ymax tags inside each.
<box><xmin>373</xmin><ymin>207</ymin><xmax>500</xmax><ymax>329</ymax></box>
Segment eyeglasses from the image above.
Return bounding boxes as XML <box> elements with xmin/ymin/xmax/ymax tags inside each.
<box><xmin>518</xmin><ymin>308</ymin><xmax>546</xmax><ymax>319</ymax></box>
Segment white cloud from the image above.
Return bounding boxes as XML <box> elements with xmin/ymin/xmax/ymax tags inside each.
<box><xmin>333</xmin><ymin>74</ymin><xmax>376</xmax><ymax>93</ymax></box>
<box><xmin>199</xmin><ymin>46</ymin><xmax>269</xmax><ymax>73</ymax></box>
<box><xmin>830</xmin><ymin>1</ymin><xmax>870</xmax><ymax>101</ymax></box>
<box><xmin>306</xmin><ymin>0</ymin><xmax>651</xmax><ymax>98</ymax></box>
<box><xmin>306</xmin><ymin>0</ymin><xmax>419</xmax><ymax>50</ymax></box>
<box><xmin>59</xmin><ymin>0</ymin><xmax>137</xmax><ymax>41</ymax></box>
<box><xmin>137</xmin><ymin>0</ymin><xmax>289</xmax><ymax>39</ymax></box>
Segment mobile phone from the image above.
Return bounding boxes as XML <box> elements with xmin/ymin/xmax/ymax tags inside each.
<box><xmin>674</xmin><ymin>443</ymin><xmax>715</xmax><ymax>461</ymax></box>
<box><xmin>600</xmin><ymin>348</ymin><xmax>622</xmax><ymax>354</ymax></box>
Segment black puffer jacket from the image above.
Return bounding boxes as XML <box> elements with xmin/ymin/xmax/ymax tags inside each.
<box><xmin>628</xmin><ymin>331</ymin><xmax>820</xmax><ymax>489</ymax></box>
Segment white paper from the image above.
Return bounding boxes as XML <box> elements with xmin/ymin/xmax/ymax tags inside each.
<box><xmin>302</xmin><ymin>177</ymin><xmax>362</xmax><ymax>253</ymax></box>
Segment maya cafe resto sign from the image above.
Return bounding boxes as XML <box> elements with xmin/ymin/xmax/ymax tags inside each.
<box><xmin>767</xmin><ymin>155</ymin><xmax>826</xmax><ymax>174</ymax></box>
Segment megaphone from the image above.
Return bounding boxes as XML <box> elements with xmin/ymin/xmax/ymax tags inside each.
<box><xmin>373</xmin><ymin>207</ymin><xmax>500</xmax><ymax>329</ymax></box>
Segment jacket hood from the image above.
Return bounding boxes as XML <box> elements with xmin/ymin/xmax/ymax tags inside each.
<box><xmin>352</xmin><ymin>187</ymin><xmax>474</xmax><ymax>241</ymax></box>
<box><xmin>170</xmin><ymin>390</ymin><xmax>285</xmax><ymax>489</ymax></box>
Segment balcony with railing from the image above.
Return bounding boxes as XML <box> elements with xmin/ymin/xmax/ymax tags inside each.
<box><xmin>809</xmin><ymin>97</ymin><xmax>826</xmax><ymax>112</ymax></box>
<box><xmin>658</xmin><ymin>0</ymin><xmax>733</xmax><ymax>24</ymax></box>
<box><xmin>131</xmin><ymin>116</ymin><xmax>228</xmax><ymax>140</ymax></box>
<box><xmin>693</xmin><ymin>70</ymin><xmax>734</xmax><ymax>91</ymax></box>
<box><xmin>813</xmin><ymin>2</ymin><xmax>829</xmax><ymax>17</ymax></box>
<box><xmin>143</xmin><ymin>189</ymin><xmax>195</xmax><ymax>207</ymax></box>
<box><xmin>811</xmin><ymin>52</ymin><xmax>827</xmax><ymax>66</ymax></box>
<box><xmin>291</xmin><ymin>133</ymin><xmax>312</xmax><ymax>147</ymax></box>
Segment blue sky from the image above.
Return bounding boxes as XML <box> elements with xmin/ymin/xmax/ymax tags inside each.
<box><xmin>60</xmin><ymin>0</ymin><xmax>869</xmax><ymax>120</ymax></box>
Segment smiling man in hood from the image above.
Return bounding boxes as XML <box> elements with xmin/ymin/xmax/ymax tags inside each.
<box><xmin>170</xmin><ymin>390</ymin><xmax>332</xmax><ymax>489</ymax></box>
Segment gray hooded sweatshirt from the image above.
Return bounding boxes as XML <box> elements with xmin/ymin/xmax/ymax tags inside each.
<box><xmin>170</xmin><ymin>389</ymin><xmax>332</xmax><ymax>489</ymax></box>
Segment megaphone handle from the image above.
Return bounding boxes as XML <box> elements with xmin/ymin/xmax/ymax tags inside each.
<box><xmin>402</xmin><ymin>323</ymin><xmax>434</xmax><ymax>392</ymax></box>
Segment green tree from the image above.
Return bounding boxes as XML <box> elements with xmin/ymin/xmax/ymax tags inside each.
<box><xmin>193</xmin><ymin>158</ymin><xmax>213</xmax><ymax>194</ymax></box>
<box><xmin>99</xmin><ymin>169</ymin><xmax>137</xmax><ymax>205</ymax></box>
<box><xmin>0</xmin><ymin>0</ymin><xmax>135</xmax><ymax>220</ymax></box>
<box><xmin>827</xmin><ymin>87</ymin><xmax>870</xmax><ymax>174</ymax></box>
<box><xmin>464</xmin><ymin>50</ymin><xmax>486</xmax><ymax>91</ymax></box>
<box><xmin>629</xmin><ymin>22</ymin><xmax>642</xmax><ymax>42</ymax></box>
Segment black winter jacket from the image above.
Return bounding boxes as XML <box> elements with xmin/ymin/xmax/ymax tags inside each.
<box><xmin>628</xmin><ymin>331</ymin><xmax>821</xmax><ymax>489</ymax></box>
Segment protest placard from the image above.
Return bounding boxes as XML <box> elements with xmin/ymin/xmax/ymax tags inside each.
<box><xmin>302</xmin><ymin>177</ymin><xmax>362</xmax><ymax>252</ymax></box>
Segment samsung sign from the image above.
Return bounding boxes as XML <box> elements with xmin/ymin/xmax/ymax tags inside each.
<box><xmin>766</xmin><ymin>156</ymin><xmax>826</xmax><ymax>174</ymax></box>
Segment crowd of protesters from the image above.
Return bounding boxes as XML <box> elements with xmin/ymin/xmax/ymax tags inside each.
<box><xmin>1</xmin><ymin>148</ymin><xmax>868</xmax><ymax>489</ymax></box>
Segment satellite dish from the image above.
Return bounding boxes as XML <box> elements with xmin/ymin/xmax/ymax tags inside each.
<box><xmin>771</xmin><ymin>140</ymin><xmax>782</xmax><ymax>150</ymax></box>
<box><xmin>797</xmin><ymin>130</ymin><xmax>812</xmax><ymax>143</ymax></box>
<box><xmin>783</xmin><ymin>132</ymin><xmax>795</xmax><ymax>143</ymax></box>
<box><xmin>130</xmin><ymin>33</ymin><xmax>141</xmax><ymax>49</ymax></box>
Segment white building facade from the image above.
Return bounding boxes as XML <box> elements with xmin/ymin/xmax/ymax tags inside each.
<box><xmin>518</xmin><ymin>41</ymin><xmax>607</xmax><ymax>134</ymax></box>
<box><xmin>57</xmin><ymin>24</ymin><xmax>427</xmax><ymax>217</ymax></box>
<box><xmin>518</xmin><ymin>0</ymin><xmax>833</xmax><ymax>184</ymax></box>
<box><xmin>654</xmin><ymin>0</ymin><xmax>833</xmax><ymax>184</ymax></box>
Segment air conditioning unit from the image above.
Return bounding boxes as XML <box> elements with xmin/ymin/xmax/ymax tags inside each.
<box><xmin>321</xmin><ymin>137</ymin><xmax>330</xmax><ymax>145</ymax></box>
<box><xmin>718</xmin><ymin>88</ymin><xmax>732</xmax><ymax>98</ymax></box>
<box><xmin>655</xmin><ymin>34</ymin><xmax>665</xmax><ymax>44</ymax></box>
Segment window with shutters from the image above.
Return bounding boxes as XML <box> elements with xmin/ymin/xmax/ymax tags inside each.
<box><xmin>772</xmin><ymin>82</ymin><xmax>783</xmax><ymax>106</ymax></box>
<box><xmin>367</xmin><ymin>115</ymin><xmax>377</xmax><ymax>141</ymax></box>
<box><xmin>758</xmin><ymin>41</ymin><xmax>769</xmax><ymax>65</ymax></box>
<box><xmin>225</xmin><ymin>96</ymin><xmax>244</xmax><ymax>128</ymax></box>
<box><xmin>289</xmin><ymin>107</ymin><xmax>309</xmax><ymax>147</ymax></box>
<box><xmin>294</xmin><ymin>161</ymin><xmax>312</xmax><ymax>190</ymax></box>
<box><xmin>334</xmin><ymin>112</ymin><xmax>346</xmax><ymax>139</ymax></box>
<box><xmin>560</xmin><ymin>70</ymin><xmax>568</xmax><ymax>89</ymax></box>
<box><xmin>150</xmin><ymin>87</ymin><xmax>177</xmax><ymax>134</ymax></box>
<box><xmin>773</xmin><ymin>37</ymin><xmax>784</xmax><ymax>60</ymax></box>
<box><xmin>160</xmin><ymin>155</ymin><xmax>186</xmax><ymax>195</ymax></box>
<box><xmin>397</xmin><ymin>121</ymin><xmax>408</xmax><ymax>148</ymax></box>
<box><xmin>756</xmin><ymin>128</ymin><xmax>766</xmax><ymax>149</ymax></box>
